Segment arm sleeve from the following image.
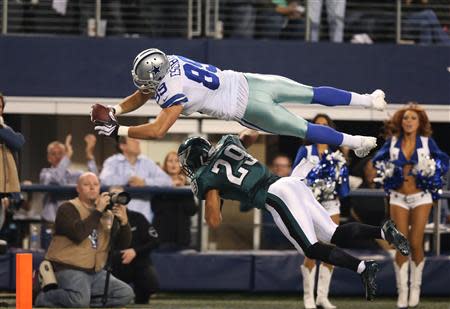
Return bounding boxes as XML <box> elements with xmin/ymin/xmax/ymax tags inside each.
<box><xmin>144</xmin><ymin>161</ymin><xmax>173</xmax><ymax>187</ymax></box>
<box><xmin>133</xmin><ymin>218</ymin><xmax>160</xmax><ymax>256</ymax></box>
<box><xmin>54</xmin><ymin>203</ymin><xmax>103</xmax><ymax>244</ymax></box>
<box><xmin>429</xmin><ymin>138</ymin><xmax>449</xmax><ymax>173</ymax></box>
<box><xmin>115</xmin><ymin>223</ymin><xmax>132</xmax><ymax>250</ymax></box>
<box><xmin>292</xmin><ymin>146</ymin><xmax>308</xmax><ymax>169</ymax></box>
<box><xmin>0</xmin><ymin>127</ymin><xmax>25</xmax><ymax>151</ymax></box>
<box><xmin>99</xmin><ymin>157</ymin><xmax>127</xmax><ymax>186</ymax></box>
<box><xmin>157</xmin><ymin>79</ymin><xmax>188</xmax><ymax>108</ymax></box>
<box><xmin>39</xmin><ymin>156</ymin><xmax>71</xmax><ymax>185</ymax></box>
<box><xmin>87</xmin><ymin>159</ymin><xmax>99</xmax><ymax>175</ymax></box>
<box><xmin>372</xmin><ymin>139</ymin><xmax>391</xmax><ymax>163</ymax></box>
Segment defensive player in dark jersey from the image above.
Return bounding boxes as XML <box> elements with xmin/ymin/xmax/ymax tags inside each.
<box><xmin>178</xmin><ymin>134</ymin><xmax>410</xmax><ymax>301</ymax></box>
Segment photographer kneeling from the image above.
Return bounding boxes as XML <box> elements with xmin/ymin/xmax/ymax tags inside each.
<box><xmin>35</xmin><ymin>172</ymin><xmax>134</xmax><ymax>308</ymax></box>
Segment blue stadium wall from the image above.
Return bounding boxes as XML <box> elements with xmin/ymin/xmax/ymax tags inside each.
<box><xmin>0</xmin><ymin>36</ymin><xmax>449</xmax><ymax>104</ymax></box>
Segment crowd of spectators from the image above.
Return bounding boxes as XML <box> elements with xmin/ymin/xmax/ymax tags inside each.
<box><xmin>0</xmin><ymin>92</ymin><xmax>448</xmax><ymax>307</ymax></box>
<box><xmin>2</xmin><ymin>0</ymin><xmax>448</xmax><ymax>44</ymax></box>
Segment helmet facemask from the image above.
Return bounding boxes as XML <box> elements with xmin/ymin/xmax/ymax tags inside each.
<box><xmin>178</xmin><ymin>137</ymin><xmax>213</xmax><ymax>179</ymax></box>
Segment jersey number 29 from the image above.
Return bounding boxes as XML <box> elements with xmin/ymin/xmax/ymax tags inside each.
<box><xmin>211</xmin><ymin>145</ymin><xmax>257</xmax><ymax>186</ymax></box>
<box><xmin>179</xmin><ymin>56</ymin><xmax>220</xmax><ymax>90</ymax></box>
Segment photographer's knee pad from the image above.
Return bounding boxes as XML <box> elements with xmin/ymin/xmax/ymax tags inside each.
<box><xmin>39</xmin><ymin>260</ymin><xmax>58</xmax><ymax>291</ymax></box>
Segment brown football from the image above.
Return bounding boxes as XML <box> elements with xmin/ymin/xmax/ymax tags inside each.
<box><xmin>91</xmin><ymin>104</ymin><xmax>111</xmax><ymax>123</ymax></box>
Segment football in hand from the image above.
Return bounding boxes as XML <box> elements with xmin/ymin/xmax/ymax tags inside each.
<box><xmin>91</xmin><ymin>104</ymin><xmax>113</xmax><ymax>123</ymax></box>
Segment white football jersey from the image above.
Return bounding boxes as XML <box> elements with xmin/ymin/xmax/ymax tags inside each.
<box><xmin>154</xmin><ymin>55</ymin><xmax>246</xmax><ymax>120</ymax></box>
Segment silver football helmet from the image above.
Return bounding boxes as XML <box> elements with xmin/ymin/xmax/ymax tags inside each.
<box><xmin>131</xmin><ymin>48</ymin><xmax>169</xmax><ymax>94</ymax></box>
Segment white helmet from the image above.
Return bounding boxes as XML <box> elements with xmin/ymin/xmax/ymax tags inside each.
<box><xmin>131</xmin><ymin>48</ymin><xmax>169</xmax><ymax>94</ymax></box>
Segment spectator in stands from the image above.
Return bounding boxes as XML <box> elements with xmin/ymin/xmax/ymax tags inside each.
<box><xmin>110</xmin><ymin>186</ymin><xmax>160</xmax><ymax>305</ymax></box>
<box><xmin>0</xmin><ymin>93</ymin><xmax>25</xmax><ymax>231</ymax></box>
<box><xmin>223</xmin><ymin>0</ymin><xmax>257</xmax><ymax>39</ymax></box>
<box><xmin>255</xmin><ymin>0</ymin><xmax>303</xmax><ymax>39</ymax></box>
<box><xmin>35</xmin><ymin>172</ymin><xmax>134</xmax><ymax>307</ymax></box>
<box><xmin>152</xmin><ymin>151</ymin><xmax>197</xmax><ymax>250</ymax></box>
<box><xmin>308</xmin><ymin>0</ymin><xmax>346</xmax><ymax>42</ymax></box>
<box><xmin>372</xmin><ymin>103</ymin><xmax>449</xmax><ymax>309</ymax></box>
<box><xmin>292</xmin><ymin>113</ymin><xmax>349</xmax><ymax>309</ymax></box>
<box><xmin>163</xmin><ymin>151</ymin><xmax>187</xmax><ymax>186</ymax></box>
<box><xmin>100</xmin><ymin>137</ymin><xmax>173</xmax><ymax>223</ymax></box>
<box><xmin>403</xmin><ymin>0</ymin><xmax>450</xmax><ymax>45</ymax></box>
<box><xmin>270</xmin><ymin>154</ymin><xmax>292</xmax><ymax>177</ymax></box>
<box><xmin>39</xmin><ymin>134</ymin><xmax>97</xmax><ymax>249</ymax></box>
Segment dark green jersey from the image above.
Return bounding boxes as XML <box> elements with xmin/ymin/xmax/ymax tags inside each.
<box><xmin>191</xmin><ymin>135</ymin><xmax>279</xmax><ymax>210</ymax></box>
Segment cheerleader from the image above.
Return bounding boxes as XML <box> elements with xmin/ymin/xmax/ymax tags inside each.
<box><xmin>372</xmin><ymin>104</ymin><xmax>449</xmax><ymax>309</ymax></box>
<box><xmin>292</xmin><ymin>114</ymin><xmax>350</xmax><ymax>309</ymax></box>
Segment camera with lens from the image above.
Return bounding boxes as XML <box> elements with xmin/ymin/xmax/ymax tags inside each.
<box><xmin>106</xmin><ymin>191</ymin><xmax>131</xmax><ymax>211</ymax></box>
<box><xmin>1</xmin><ymin>192</ymin><xmax>25</xmax><ymax>213</ymax></box>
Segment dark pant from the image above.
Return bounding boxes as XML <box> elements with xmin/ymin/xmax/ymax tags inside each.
<box><xmin>35</xmin><ymin>269</ymin><xmax>134</xmax><ymax>307</ymax></box>
<box><xmin>112</xmin><ymin>258</ymin><xmax>159</xmax><ymax>304</ymax></box>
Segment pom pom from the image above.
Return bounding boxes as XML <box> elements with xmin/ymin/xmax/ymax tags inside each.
<box><xmin>305</xmin><ymin>150</ymin><xmax>348</xmax><ymax>202</ymax></box>
<box><xmin>412</xmin><ymin>157</ymin><xmax>445</xmax><ymax>200</ymax></box>
<box><xmin>373</xmin><ymin>161</ymin><xmax>403</xmax><ymax>194</ymax></box>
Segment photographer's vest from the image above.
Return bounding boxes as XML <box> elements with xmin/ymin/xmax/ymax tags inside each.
<box><xmin>0</xmin><ymin>143</ymin><xmax>20</xmax><ymax>193</ymax></box>
<box><xmin>46</xmin><ymin>198</ymin><xmax>113</xmax><ymax>272</ymax></box>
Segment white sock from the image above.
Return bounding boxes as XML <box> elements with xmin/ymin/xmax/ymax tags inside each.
<box><xmin>341</xmin><ymin>134</ymin><xmax>362</xmax><ymax>149</ymax></box>
<box><xmin>349</xmin><ymin>92</ymin><xmax>372</xmax><ymax>107</ymax></box>
<box><xmin>357</xmin><ymin>261</ymin><xmax>366</xmax><ymax>274</ymax></box>
<box><xmin>381</xmin><ymin>229</ymin><xmax>386</xmax><ymax>240</ymax></box>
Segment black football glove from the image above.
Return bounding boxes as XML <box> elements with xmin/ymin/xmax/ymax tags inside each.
<box><xmin>94</xmin><ymin>118</ymin><xmax>119</xmax><ymax>139</ymax></box>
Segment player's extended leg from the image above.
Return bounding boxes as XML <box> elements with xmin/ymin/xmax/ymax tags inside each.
<box><xmin>265</xmin><ymin>178</ymin><xmax>379</xmax><ymax>300</ymax></box>
<box><xmin>244</xmin><ymin>73</ymin><xmax>387</xmax><ymax>110</ymax></box>
<box><xmin>240</xmin><ymin>93</ymin><xmax>377</xmax><ymax>158</ymax></box>
<box><xmin>329</xmin><ymin>221</ymin><xmax>410</xmax><ymax>257</ymax></box>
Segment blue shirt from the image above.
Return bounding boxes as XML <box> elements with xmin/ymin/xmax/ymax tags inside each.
<box><xmin>99</xmin><ymin>154</ymin><xmax>173</xmax><ymax>223</ymax></box>
<box><xmin>39</xmin><ymin>156</ymin><xmax>98</xmax><ymax>222</ymax></box>
<box><xmin>372</xmin><ymin>135</ymin><xmax>449</xmax><ymax>171</ymax></box>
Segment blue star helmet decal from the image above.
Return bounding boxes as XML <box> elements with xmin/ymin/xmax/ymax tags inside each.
<box><xmin>151</xmin><ymin>65</ymin><xmax>161</xmax><ymax>75</ymax></box>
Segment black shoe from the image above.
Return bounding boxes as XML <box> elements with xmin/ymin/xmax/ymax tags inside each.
<box><xmin>382</xmin><ymin>220</ymin><xmax>410</xmax><ymax>256</ymax></box>
<box><xmin>360</xmin><ymin>260</ymin><xmax>379</xmax><ymax>301</ymax></box>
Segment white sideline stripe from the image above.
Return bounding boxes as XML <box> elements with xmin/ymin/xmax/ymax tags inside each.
<box><xmin>5</xmin><ymin>97</ymin><xmax>450</xmax><ymax>134</ymax></box>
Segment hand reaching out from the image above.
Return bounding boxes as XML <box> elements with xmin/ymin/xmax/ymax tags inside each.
<box><xmin>65</xmin><ymin>134</ymin><xmax>73</xmax><ymax>159</ymax></box>
<box><xmin>84</xmin><ymin>134</ymin><xmax>97</xmax><ymax>160</ymax></box>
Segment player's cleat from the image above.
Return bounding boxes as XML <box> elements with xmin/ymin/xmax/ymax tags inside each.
<box><xmin>353</xmin><ymin>136</ymin><xmax>377</xmax><ymax>158</ymax></box>
<box><xmin>366</xmin><ymin>89</ymin><xmax>387</xmax><ymax>111</ymax></box>
<box><xmin>382</xmin><ymin>220</ymin><xmax>410</xmax><ymax>256</ymax></box>
<box><xmin>360</xmin><ymin>260</ymin><xmax>379</xmax><ymax>301</ymax></box>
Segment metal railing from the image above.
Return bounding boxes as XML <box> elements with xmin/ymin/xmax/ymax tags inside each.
<box><xmin>17</xmin><ymin>185</ymin><xmax>450</xmax><ymax>256</ymax></box>
<box><xmin>1</xmin><ymin>1</ymin><xmax>449</xmax><ymax>44</ymax></box>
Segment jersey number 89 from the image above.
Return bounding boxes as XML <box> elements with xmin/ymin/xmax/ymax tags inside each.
<box><xmin>179</xmin><ymin>56</ymin><xmax>220</xmax><ymax>90</ymax></box>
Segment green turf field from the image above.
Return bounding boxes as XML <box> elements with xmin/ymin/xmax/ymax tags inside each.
<box><xmin>2</xmin><ymin>293</ymin><xmax>449</xmax><ymax>309</ymax></box>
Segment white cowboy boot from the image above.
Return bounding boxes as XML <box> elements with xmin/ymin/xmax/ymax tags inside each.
<box><xmin>409</xmin><ymin>260</ymin><xmax>425</xmax><ymax>308</ymax></box>
<box><xmin>393</xmin><ymin>262</ymin><xmax>409</xmax><ymax>309</ymax></box>
<box><xmin>301</xmin><ymin>265</ymin><xmax>317</xmax><ymax>309</ymax></box>
<box><xmin>315</xmin><ymin>264</ymin><xmax>336</xmax><ymax>309</ymax></box>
